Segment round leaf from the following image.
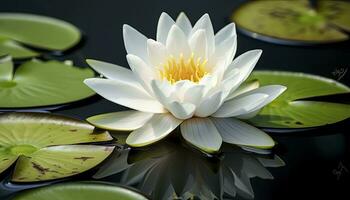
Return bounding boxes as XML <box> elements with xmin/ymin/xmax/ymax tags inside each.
<box><xmin>231</xmin><ymin>0</ymin><xmax>349</xmax><ymax>45</ymax></box>
<box><xmin>0</xmin><ymin>57</ymin><xmax>95</xmax><ymax>108</ymax></box>
<box><xmin>12</xmin><ymin>182</ymin><xmax>149</xmax><ymax>200</ymax></box>
<box><xmin>247</xmin><ymin>71</ymin><xmax>350</xmax><ymax>128</ymax></box>
<box><xmin>0</xmin><ymin>13</ymin><xmax>81</xmax><ymax>51</ymax></box>
<box><xmin>0</xmin><ymin>112</ymin><xmax>114</xmax><ymax>182</ymax></box>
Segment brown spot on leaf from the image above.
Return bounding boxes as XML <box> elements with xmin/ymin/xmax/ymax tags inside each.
<box><xmin>74</xmin><ymin>156</ymin><xmax>94</xmax><ymax>161</ymax></box>
<box><xmin>32</xmin><ymin>162</ymin><xmax>49</xmax><ymax>175</ymax></box>
<box><xmin>69</xmin><ymin>129</ymin><xmax>77</xmax><ymax>132</ymax></box>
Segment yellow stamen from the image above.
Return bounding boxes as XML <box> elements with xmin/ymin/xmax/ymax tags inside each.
<box><xmin>159</xmin><ymin>53</ymin><xmax>209</xmax><ymax>84</ymax></box>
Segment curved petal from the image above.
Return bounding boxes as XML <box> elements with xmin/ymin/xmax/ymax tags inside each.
<box><xmin>84</xmin><ymin>78</ymin><xmax>166</xmax><ymax>113</ymax></box>
<box><xmin>195</xmin><ymin>91</ymin><xmax>224</xmax><ymax>117</ymax></box>
<box><xmin>126</xmin><ymin>54</ymin><xmax>156</xmax><ymax>94</ymax></box>
<box><xmin>180</xmin><ymin>118</ymin><xmax>222</xmax><ymax>153</ymax></box>
<box><xmin>211</xmin><ymin>118</ymin><xmax>275</xmax><ymax>149</ymax></box>
<box><xmin>123</xmin><ymin>24</ymin><xmax>149</xmax><ymax>63</ymax></box>
<box><xmin>213</xmin><ymin>35</ymin><xmax>237</xmax><ymax>66</ymax></box>
<box><xmin>191</xmin><ymin>14</ymin><xmax>215</xmax><ymax>56</ymax></box>
<box><xmin>235</xmin><ymin>85</ymin><xmax>287</xmax><ymax>119</ymax></box>
<box><xmin>226</xmin><ymin>80</ymin><xmax>260</xmax><ymax>101</ymax></box>
<box><xmin>215</xmin><ymin>23</ymin><xmax>236</xmax><ymax>46</ymax></box>
<box><xmin>167</xmin><ymin>101</ymin><xmax>196</xmax><ymax>120</ymax></box>
<box><xmin>176</xmin><ymin>12</ymin><xmax>192</xmax><ymax>37</ymax></box>
<box><xmin>189</xmin><ymin>29</ymin><xmax>207</xmax><ymax>60</ymax></box>
<box><xmin>86</xmin><ymin>111</ymin><xmax>153</xmax><ymax>131</ymax></box>
<box><xmin>126</xmin><ymin>113</ymin><xmax>182</xmax><ymax>147</ymax></box>
<box><xmin>166</xmin><ymin>24</ymin><xmax>191</xmax><ymax>58</ymax></box>
<box><xmin>157</xmin><ymin>12</ymin><xmax>175</xmax><ymax>45</ymax></box>
<box><xmin>86</xmin><ymin>59</ymin><xmax>140</xmax><ymax>86</ymax></box>
<box><xmin>212</xmin><ymin>93</ymin><xmax>268</xmax><ymax>118</ymax></box>
<box><xmin>147</xmin><ymin>39</ymin><xmax>168</xmax><ymax>68</ymax></box>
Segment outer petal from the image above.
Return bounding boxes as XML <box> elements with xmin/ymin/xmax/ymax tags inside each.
<box><xmin>147</xmin><ymin>39</ymin><xmax>168</xmax><ymax>68</ymax></box>
<box><xmin>235</xmin><ymin>85</ymin><xmax>287</xmax><ymax>119</ymax></box>
<box><xmin>212</xmin><ymin>93</ymin><xmax>268</xmax><ymax>118</ymax></box>
<box><xmin>86</xmin><ymin>59</ymin><xmax>140</xmax><ymax>86</ymax></box>
<box><xmin>181</xmin><ymin>118</ymin><xmax>222</xmax><ymax>153</ymax></box>
<box><xmin>215</xmin><ymin>23</ymin><xmax>236</xmax><ymax>46</ymax></box>
<box><xmin>226</xmin><ymin>80</ymin><xmax>260</xmax><ymax>101</ymax></box>
<box><xmin>176</xmin><ymin>12</ymin><xmax>192</xmax><ymax>37</ymax></box>
<box><xmin>84</xmin><ymin>78</ymin><xmax>166</xmax><ymax>113</ymax></box>
<box><xmin>213</xmin><ymin>35</ymin><xmax>237</xmax><ymax>66</ymax></box>
<box><xmin>191</xmin><ymin>14</ymin><xmax>215</xmax><ymax>56</ymax></box>
<box><xmin>189</xmin><ymin>29</ymin><xmax>207</xmax><ymax>60</ymax></box>
<box><xmin>166</xmin><ymin>24</ymin><xmax>191</xmax><ymax>58</ymax></box>
<box><xmin>123</xmin><ymin>25</ymin><xmax>149</xmax><ymax>63</ymax></box>
<box><xmin>126</xmin><ymin>113</ymin><xmax>182</xmax><ymax>147</ymax></box>
<box><xmin>211</xmin><ymin>118</ymin><xmax>275</xmax><ymax>149</ymax></box>
<box><xmin>86</xmin><ymin>111</ymin><xmax>153</xmax><ymax>131</ymax></box>
<box><xmin>157</xmin><ymin>12</ymin><xmax>175</xmax><ymax>45</ymax></box>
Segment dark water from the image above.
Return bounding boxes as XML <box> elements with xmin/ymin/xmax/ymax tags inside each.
<box><xmin>0</xmin><ymin>0</ymin><xmax>349</xmax><ymax>199</ymax></box>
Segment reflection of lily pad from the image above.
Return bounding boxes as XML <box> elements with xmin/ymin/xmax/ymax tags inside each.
<box><xmin>247</xmin><ymin>71</ymin><xmax>350</xmax><ymax>128</ymax></box>
<box><xmin>0</xmin><ymin>13</ymin><xmax>81</xmax><ymax>58</ymax></box>
<box><xmin>231</xmin><ymin>0</ymin><xmax>350</xmax><ymax>45</ymax></box>
<box><xmin>0</xmin><ymin>56</ymin><xmax>95</xmax><ymax>108</ymax></box>
<box><xmin>12</xmin><ymin>182</ymin><xmax>148</xmax><ymax>200</ymax></box>
<box><xmin>0</xmin><ymin>112</ymin><xmax>114</xmax><ymax>182</ymax></box>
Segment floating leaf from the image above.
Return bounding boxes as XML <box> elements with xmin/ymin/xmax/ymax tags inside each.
<box><xmin>247</xmin><ymin>71</ymin><xmax>350</xmax><ymax>128</ymax></box>
<box><xmin>0</xmin><ymin>56</ymin><xmax>95</xmax><ymax>109</ymax></box>
<box><xmin>12</xmin><ymin>182</ymin><xmax>148</xmax><ymax>200</ymax></box>
<box><xmin>231</xmin><ymin>0</ymin><xmax>349</xmax><ymax>45</ymax></box>
<box><xmin>0</xmin><ymin>112</ymin><xmax>114</xmax><ymax>182</ymax></box>
<box><xmin>0</xmin><ymin>13</ymin><xmax>81</xmax><ymax>57</ymax></box>
<box><xmin>0</xmin><ymin>38</ymin><xmax>38</xmax><ymax>59</ymax></box>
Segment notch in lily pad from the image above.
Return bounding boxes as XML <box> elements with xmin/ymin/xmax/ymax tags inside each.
<box><xmin>12</xmin><ymin>181</ymin><xmax>149</xmax><ymax>200</ymax></box>
<box><xmin>0</xmin><ymin>112</ymin><xmax>115</xmax><ymax>182</ymax></box>
<box><xmin>247</xmin><ymin>71</ymin><xmax>350</xmax><ymax>129</ymax></box>
<box><xmin>231</xmin><ymin>0</ymin><xmax>350</xmax><ymax>45</ymax></box>
<box><xmin>0</xmin><ymin>55</ymin><xmax>95</xmax><ymax>109</ymax></box>
<box><xmin>0</xmin><ymin>13</ymin><xmax>82</xmax><ymax>59</ymax></box>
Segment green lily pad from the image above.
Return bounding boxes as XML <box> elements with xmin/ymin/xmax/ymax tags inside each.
<box><xmin>0</xmin><ymin>38</ymin><xmax>38</xmax><ymax>59</ymax></box>
<box><xmin>247</xmin><ymin>71</ymin><xmax>350</xmax><ymax>128</ymax></box>
<box><xmin>0</xmin><ymin>56</ymin><xmax>95</xmax><ymax>109</ymax></box>
<box><xmin>231</xmin><ymin>0</ymin><xmax>350</xmax><ymax>45</ymax></box>
<box><xmin>0</xmin><ymin>112</ymin><xmax>114</xmax><ymax>182</ymax></box>
<box><xmin>12</xmin><ymin>182</ymin><xmax>149</xmax><ymax>200</ymax></box>
<box><xmin>0</xmin><ymin>13</ymin><xmax>81</xmax><ymax>58</ymax></box>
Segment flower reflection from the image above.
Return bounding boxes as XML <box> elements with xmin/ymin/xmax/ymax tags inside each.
<box><xmin>94</xmin><ymin>138</ymin><xmax>284</xmax><ymax>199</ymax></box>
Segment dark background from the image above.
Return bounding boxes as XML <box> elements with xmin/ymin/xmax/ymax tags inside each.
<box><xmin>1</xmin><ymin>0</ymin><xmax>349</xmax><ymax>199</ymax></box>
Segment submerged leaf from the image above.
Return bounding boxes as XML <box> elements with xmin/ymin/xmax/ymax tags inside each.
<box><xmin>0</xmin><ymin>57</ymin><xmax>95</xmax><ymax>108</ymax></box>
<box><xmin>247</xmin><ymin>71</ymin><xmax>350</xmax><ymax>128</ymax></box>
<box><xmin>0</xmin><ymin>112</ymin><xmax>114</xmax><ymax>182</ymax></box>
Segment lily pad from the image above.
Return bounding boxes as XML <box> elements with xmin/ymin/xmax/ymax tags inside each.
<box><xmin>0</xmin><ymin>38</ymin><xmax>38</xmax><ymax>59</ymax></box>
<box><xmin>0</xmin><ymin>56</ymin><xmax>95</xmax><ymax>109</ymax></box>
<box><xmin>247</xmin><ymin>71</ymin><xmax>350</xmax><ymax>128</ymax></box>
<box><xmin>231</xmin><ymin>0</ymin><xmax>350</xmax><ymax>45</ymax></box>
<box><xmin>12</xmin><ymin>182</ymin><xmax>149</xmax><ymax>200</ymax></box>
<box><xmin>0</xmin><ymin>13</ymin><xmax>81</xmax><ymax>58</ymax></box>
<box><xmin>0</xmin><ymin>112</ymin><xmax>114</xmax><ymax>182</ymax></box>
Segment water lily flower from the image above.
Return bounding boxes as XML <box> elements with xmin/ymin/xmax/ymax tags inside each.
<box><xmin>84</xmin><ymin>12</ymin><xmax>286</xmax><ymax>153</ymax></box>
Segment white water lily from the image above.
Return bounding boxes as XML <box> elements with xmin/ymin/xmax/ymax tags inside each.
<box><xmin>84</xmin><ymin>12</ymin><xmax>286</xmax><ymax>153</ymax></box>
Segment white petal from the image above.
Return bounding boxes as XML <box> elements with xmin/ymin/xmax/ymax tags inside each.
<box><xmin>211</xmin><ymin>118</ymin><xmax>275</xmax><ymax>148</ymax></box>
<box><xmin>195</xmin><ymin>91</ymin><xmax>224</xmax><ymax>117</ymax></box>
<box><xmin>183</xmin><ymin>84</ymin><xmax>205</xmax><ymax>106</ymax></box>
<box><xmin>191</xmin><ymin>14</ymin><xmax>215</xmax><ymax>56</ymax></box>
<box><xmin>214</xmin><ymin>35</ymin><xmax>237</xmax><ymax>65</ymax></box>
<box><xmin>126</xmin><ymin>54</ymin><xmax>156</xmax><ymax>94</ymax></box>
<box><xmin>176</xmin><ymin>12</ymin><xmax>192</xmax><ymax>36</ymax></box>
<box><xmin>212</xmin><ymin>93</ymin><xmax>268</xmax><ymax>118</ymax></box>
<box><xmin>126</xmin><ymin>113</ymin><xmax>182</xmax><ymax>147</ymax></box>
<box><xmin>123</xmin><ymin>25</ymin><xmax>149</xmax><ymax>63</ymax></box>
<box><xmin>147</xmin><ymin>39</ymin><xmax>168</xmax><ymax>67</ymax></box>
<box><xmin>235</xmin><ymin>85</ymin><xmax>287</xmax><ymax>119</ymax></box>
<box><xmin>86</xmin><ymin>59</ymin><xmax>140</xmax><ymax>86</ymax></box>
<box><xmin>226</xmin><ymin>80</ymin><xmax>260</xmax><ymax>101</ymax></box>
<box><xmin>215</xmin><ymin>23</ymin><xmax>236</xmax><ymax>46</ymax></box>
<box><xmin>157</xmin><ymin>12</ymin><xmax>175</xmax><ymax>45</ymax></box>
<box><xmin>181</xmin><ymin>118</ymin><xmax>222</xmax><ymax>153</ymax></box>
<box><xmin>84</xmin><ymin>78</ymin><xmax>165</xmax><ymax>113</ymax></box>
<box><xmin>167</xmin><ymin>101</ymin><xmax>196</xmax><ymax>120</ymax></box>
<box><xmin>86</xmin><ymin>111</ymin><xmax>153</xmax><ymax>131</ymax></box>
<box><xmin>166</xmin><ymin>24</ymin><xmax>191</xmax><ymax>58</ymax></box>
<box><xmin>189</xmin><ymin>29</ymin><xmax>207</xmax><ymax>60</ymax></box>
<box><xmin>223</xmin><ymin>50</ymin><xmax>262</xmax><ymax>84</ymax></box>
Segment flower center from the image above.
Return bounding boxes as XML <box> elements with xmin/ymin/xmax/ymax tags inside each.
<box><xmin>159</xmin><ymin>54</ymin><xmax>209</xmax><ymax>84</ymax></box>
